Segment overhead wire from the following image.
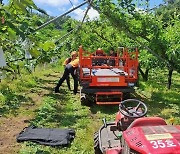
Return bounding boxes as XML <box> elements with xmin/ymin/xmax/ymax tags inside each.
<box><xmin>69</xmin><ymin>0</ymin><xmax>74</xmax><ymax>8</ymax></box>
<box><xmin>79</xmin><ymin>0</ymin><xmax>92</xmax><ymax>26</ymax></box>
<box><xmin>71</xmin><ymin>0</ymin><xmax>93</xmax><ymax>45</ymax></box>
<box><xmin>34</xmin><ymin>0</ymin><xmax>89</xmax><ymax>32</ymax></box>
<box><xmin>55</xmin><ymin>0</ymin><xmax>93</xmax><ymax>46</ymax></box>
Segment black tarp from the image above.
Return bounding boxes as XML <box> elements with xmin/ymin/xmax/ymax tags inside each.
<box><xmin>17</xmin><ymin>126</ymin><xmax>75</xmax><ymax>146</ymax></box>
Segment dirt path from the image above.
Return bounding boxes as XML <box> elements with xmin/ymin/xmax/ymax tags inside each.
<box><xmin>0</xmin><ymin>116</ymin><xmax>31</xmax><ymax>154</ymax></box>
<box><xmin>0</xmin><ymin>72</ymin><xmax>59</xmax><ymax>154</ymax></box>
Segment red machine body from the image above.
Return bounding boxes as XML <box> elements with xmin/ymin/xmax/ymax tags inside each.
<box><xmin>121</xmin><ymin>125</ymin><xmax>180</xmax><ymax>154</ymax></box>
<box><xmin>94</xmin><ymin>99</ymin><xmax>180</xmax><ymax>154</ymax></box>
<box><xmin>78</xmin><ymin>46</ymin><xmax>139</xmax><ymax>105</ymax></box>
<box><xmin>105</xmin><ymin>124</ymin><xmax>180</xmax><ymax>154</ymax></box>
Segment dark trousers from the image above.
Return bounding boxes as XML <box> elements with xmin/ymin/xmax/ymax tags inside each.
<box><xmin>66</xmin><ymin>75</ymin><xmax>71</xmax><ymax>90</ymax></box>
<box><xmin>56</xmin><ymin>64</ymin><xmax>78</xmax><ymax>93</ymax></box>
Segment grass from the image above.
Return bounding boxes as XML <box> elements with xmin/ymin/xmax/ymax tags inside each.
<box><xmin>0</xmin><ymin>65</ymin><xmax>179</xmax><ymax>153</ymax></box>
<box><xmin>136</xmin><ymin>69</ymin><xmax>180</xmax><ymax>124</ymax></box>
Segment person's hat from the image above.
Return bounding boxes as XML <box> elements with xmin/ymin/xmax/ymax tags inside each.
<box><xmin>96</xmin><ymin>48</ymin><xmax>103</xmax><ymax>55</ymax></box>
<box><xmin>71</xmin><ymin>51</ymin><xmax>78</xmax><ymax>56</ymax></box>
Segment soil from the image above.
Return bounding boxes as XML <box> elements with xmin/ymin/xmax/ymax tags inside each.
<box><xmin>0</xmin><ymin>116</ymin><xmax>30</xmax><ymax>154</ymax></box>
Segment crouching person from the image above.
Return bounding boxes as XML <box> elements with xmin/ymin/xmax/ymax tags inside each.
<box><xmin>55</xmin><ymin>51</ymin><xmax>79</xmax><ymax>95</ymax></box>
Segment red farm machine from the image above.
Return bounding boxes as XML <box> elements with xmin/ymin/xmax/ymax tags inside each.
<box><xmin>78</xmin><ymin>46</ymin><xmax>139</xmax><ymax>105</ymax></box>
<box><xmin>93</xmin><ymin>99</ymin><xmax>180</xmax><ymax>154</ymax></box>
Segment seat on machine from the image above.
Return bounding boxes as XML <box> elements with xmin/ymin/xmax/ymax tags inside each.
<box><xmin>128</xmin><ymin>117</ymin><xmax>167</xmax><ymax>129</ymax></box>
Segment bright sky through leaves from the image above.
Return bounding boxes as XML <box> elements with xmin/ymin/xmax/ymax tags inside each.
<box><xmin>3</xmin><ymin>0</ymin><xmax>164</xmax><ymax>20</ymax></box>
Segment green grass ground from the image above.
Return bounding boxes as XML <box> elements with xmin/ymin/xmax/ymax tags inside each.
<box><xmin>0</xmin><ymin>65</ymin><xmax>179</xmax><ymax>154</ymax></box>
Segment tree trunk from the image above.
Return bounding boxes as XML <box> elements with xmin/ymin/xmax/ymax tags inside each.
<box><xmin>167</xmin><ymin>67</ymin><xmax>173</xmax><ymax>89</ymax></box>
<box><xmin>144</xmin><ymin>69</ymin><xmax>149</xmax><ymax>81</ymax></box>
<box><xmin>139</xmin><ymin>66</ymin><xmax>149</xmax><ymax>81</ymax></box>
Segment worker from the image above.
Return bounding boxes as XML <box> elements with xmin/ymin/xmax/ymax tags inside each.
<box><xmin>63</xmin><ymin>55</ymin><xmax>72</xmax><ymax>90</ymax></box>
<box><xmin>109</xmin><ymin>48</ymin><xmax>117</xmax><ymax>66</ymax></box>
<box><xmin>93</xmin><ymin>48</ymin><xmax>107</xmax><ymax>66</ymax></box>
<box><xmin>55</xmin><ymin>51</ymin><xmax>79</xmax><ymax>94</ymax></box>
<box><xmin>109</xmin><ymin>48</ymin><xmax>117</xmax><ymax>57</ymax></box>
<box><xmin>95</xmin><ymin>48</ymin><xmax>105</xmax><ymax>56</ymax></box>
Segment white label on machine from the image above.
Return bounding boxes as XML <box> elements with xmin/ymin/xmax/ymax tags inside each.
<box><xmin>145</xmin><ymin>133</ymin><xmax>173</xmax><ymax>141</ymax></box>
<box><xmin>97</xmin><ymin>77</ymin><xmax>119</xmax><ymax>82</ymax></box>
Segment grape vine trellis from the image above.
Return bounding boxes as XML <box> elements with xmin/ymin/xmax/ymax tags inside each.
<box><xmin>0</xmin><ymin>0</ymin><xmax>90</xmax><ymax>76</ymax></box>
<box><xmin>0</xmin><ymin>0</ymin><xmax>179</xmax><ymax>89</ymax></box>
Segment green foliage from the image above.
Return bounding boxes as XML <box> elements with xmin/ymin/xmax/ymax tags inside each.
<box><xmin>1</xmin><ymin>0</ymin><xmax>179</xmax><ymax>85</ymax></box>
<box><xmin>93</xmin><ymin>0</ymin><xmax>179</xmax><ymax>73</ymax></box>
<box><xmin>0</xmin><ymin>69</ymin><xmax>38</xmax><ymax>115</ymax></box>
<box><xmin>155</xmin><ymin>0</ymin><xmax>180</xmax><ymax>27</ymax></box>
<box><xmin>0</xmin><ymin>86</ymin><xmax>26</xmax><ymax>115</ymax></box>
<box><xmin>0</xmin><ymin>0</ymin><xmax>71</xmax><ymax>78</ymax></box>
<box><xmin>163</xmin><ymin>17</ymin><xmax>180</xmax><ymax>72</ymax></box>
<box><xmin>31</xmin><ymin>97</ymin><xmax>58</xmax><ymax>127</ymax></box>
<box><xmin>0</xmin><ymin>92</ymin><xmax>6</xmax><ymax>104</ymax></box>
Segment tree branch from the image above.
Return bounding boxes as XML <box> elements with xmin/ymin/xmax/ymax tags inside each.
<box><xmin>92</xmin><ymin>30</ymin><xmax>113</xmax><ymax>46</ymax></box>
<box><xmin>89</xmin><ymin>2</ymin><xmax>174</xmax><ymax>69</ymax></box>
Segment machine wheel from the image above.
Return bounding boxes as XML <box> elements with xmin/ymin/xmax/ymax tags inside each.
<box><xmin>81</xmin><ymin>94</ymin><xmax>94</xmax><ymax>106</ymax></box>
<box><xmin>81</xmin><ymin>96</ymin><xmax>90</xmax><ymax>106</ymax></box>
<box><xmin>94</xmin><ymin>132</ymin><xmax>102</xmax><ymax>154</ymax></box>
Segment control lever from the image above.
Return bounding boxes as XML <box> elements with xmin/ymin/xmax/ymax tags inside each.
<box><xmin>103</xmin><ymin>118</ymin><xmax>107</xmax><ymax>128</ymax></box>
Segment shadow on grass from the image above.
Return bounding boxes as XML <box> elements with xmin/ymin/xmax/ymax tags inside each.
<box><xmin>149</xmin><ymin>91</ymin><xmax>180</xmax><ymax>117</ymax></box>
<box><xmin>44</xmin><ymin>87</ymin><xmax>70</xmax><ymax>100</ymax></box>
<box><xmin>147</xmin><ymin>70</ymin><xmax>180</xmax><ymax>91</ymax></box>
<box><xmin>56</xmin><ymin>114</ymin><xmax>87</xmax><ymax>128</ymax></box>
<box><xmin>88</xmin><ymin>92</ymin><xmax>140</xmax><ymax>115</ymax></box>
<box><xmin>89</xmin><ymin>104</ymin><xmax>117</xmax><ymax>115</ymax></box>
<box><xmin>0</xmin><ymin>89</ymin><xmax>33</xmax><ymax>116</ymax></box>
<box><xmin>38</xmin><ymin>86</ymin><xmax>56</xmax><ymax>92</ymax></box>
<box><xmin>35</xmin><ymin>78</ymin><xmax>57</xmax><ymax>85</ymax></box>
<box><xmin>134</xmin><ymin>89</ymin><xmax>180</xmax><ymax>120</ymax></box>
<box><xmin>29</xmin><ymin>87</ymin><xmax>87</xmax><ymax>128</ymax></box>
<box><xmin>34</xmin><ymin>76</ymin><xmax>68</xmax><ymax>93</ymax></box>
<box><xmin>44</xmin><ymin>73</ymin><xmax>60</xmax><ymax>78</ymax></box>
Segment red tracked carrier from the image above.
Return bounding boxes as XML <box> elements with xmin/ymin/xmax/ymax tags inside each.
<box><xmin>78</xmin><ymin>46</ymin><xmax>139</xmax><ymax>105</ymax></box>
